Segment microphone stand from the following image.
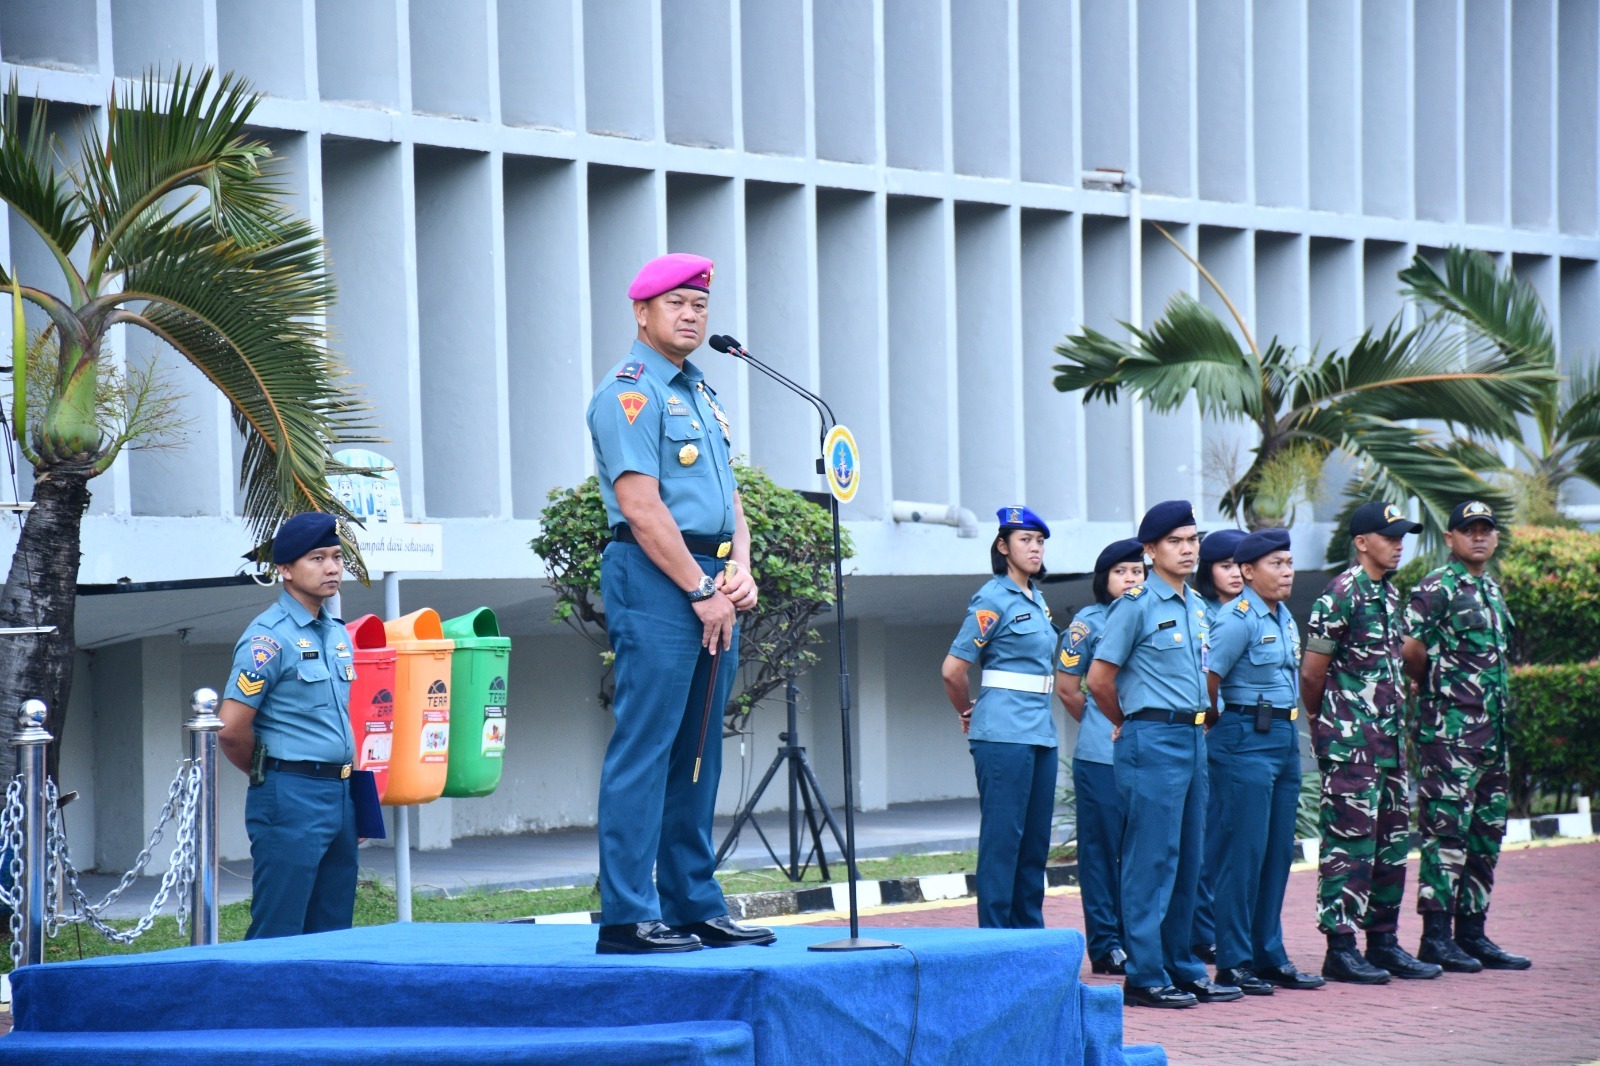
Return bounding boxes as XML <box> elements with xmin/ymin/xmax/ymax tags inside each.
<box><xmin>713</xmin><ymin>336</ymin><xmax>897</xmax><ymax>952</ymax></box>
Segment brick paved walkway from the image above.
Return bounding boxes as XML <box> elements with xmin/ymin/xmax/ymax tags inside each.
<box><xmin>803</xmin><ymin>840</ymin><xmax>1600</xmax><ymax>1066</ymax></box>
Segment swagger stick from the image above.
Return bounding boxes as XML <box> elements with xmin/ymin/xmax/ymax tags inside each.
<box><xmin>692</xmin><ymin>561</ymin><xmax>736</xmax><ymax>783</ymax></box>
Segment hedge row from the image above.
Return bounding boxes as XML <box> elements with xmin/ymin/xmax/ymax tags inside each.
<box><xmin>1507</xmin><ymin>663</ymin><xmax>1600</xmax><ymax>809</ymax></box>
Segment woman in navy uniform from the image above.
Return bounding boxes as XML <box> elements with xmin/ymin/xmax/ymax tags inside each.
<box><xmin>1189</xmin><ymin>528</ymin><xmax>1246</xmax><ymax>963</ymax></box>
<box><xmin>1204</xmin><ymin>528</ymin><xmax>1325</xmax><ymax>993</ymax></box>
<box><xmin>1056</xmin><ymin>537</ymin><xmax>1146</xmax><ymax>972</ymax></box>
<box><xmin>941</xmin><ymin>506</ymin><xmax>1059</xmax><ymax>929</ymax></box>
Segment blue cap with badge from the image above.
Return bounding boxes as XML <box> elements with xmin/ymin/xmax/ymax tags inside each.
<box><xmin>1447</xmin><ymin>500</ymin><xmax>1497</xmax><ymax>531</ymax></box>
<box><xmin>1235</xmin><ymin>527</ymin><xmax>1290</xmax><ymax>564</ymax></box>
<box><xmin>1349</xmin><ymin>501</ymin><xmax>1423</xmax><ymax>536</ymax></box>
<box><xmin>1198</xmin><ymin>528</ymin><xmax>1248</xmax><ymax>566</ymax></box>
<box><xmin>1137</xmin><ymin>499</ymin><xmax>1197</xmax><ymax>543</ymax></box>
<box><xmin>271</xmin><ymin>512</ymin><xmax>341</xmax><ymax>564</ymax></box>
<box><xmin>1095</xmin><ymin>538</ymin><xmax>1145</xmax><ymax>572</ymax></box>
<box><xmin>996</xmin><ymin>505</ymin><xmax>1050</xmax><ymax>539</ymax></box>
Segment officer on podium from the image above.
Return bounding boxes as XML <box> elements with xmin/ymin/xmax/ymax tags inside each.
<box><xmin>585</xmin><ymin>253</ymin><xmax>775</xmax><ymax>954</ymax></box>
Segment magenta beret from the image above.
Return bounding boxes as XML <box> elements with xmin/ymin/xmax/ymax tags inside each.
<box><xmin>628</xmin><ymin>253</ymin><xmax>715</xmax><ymax>300</ymax></box>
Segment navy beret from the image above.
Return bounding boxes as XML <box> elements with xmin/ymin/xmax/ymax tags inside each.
<box><xmin>996</xmin><ymin>505</ymin><xmax>1050</xmax><ymax>539</ymax></box>
<box><xmin>272</xmin><ymin>512</ymin><xmax>341</xmax><ymax>564</ymax></box>
<box><xmin>1235</xmin><ymin>527</ymin><xmax>1290</xmax><ymax>564</ymax></box>
<box><xmin>1198</xmin><ymin>528</ymin><xmax>1248</xmax><ymax>566</ymax></box>
<box><xmin>1349</xmin><ymin>500</ymin><xmax>1422</xmax><ymax>536</ymax></box>
<box><xmin>1095</xmin><ymin>538</ymin><xmax>1145</xmax><ymax>572</ymax></box>
<box><xmin>1137</xmin><ymin>499</ymin><xmax>1197</xmax><ymax>543</ymax></box>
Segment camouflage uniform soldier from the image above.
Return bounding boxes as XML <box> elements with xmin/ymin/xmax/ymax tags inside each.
<box><xmin>1402</xmin><ymin>500</ymin><xmax>1532</xmax><ymax>972</ymax></box>
<box><xmin>1300</xmin><ymin>502</ymin><xmax>1441</xmax><ymax>984</ymax></box>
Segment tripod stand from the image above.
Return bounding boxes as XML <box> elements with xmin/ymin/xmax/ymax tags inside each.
<box><xmin>716</xmin><ymin>679</ymin><xmax>847</xmax><ymax>880</ymax></box>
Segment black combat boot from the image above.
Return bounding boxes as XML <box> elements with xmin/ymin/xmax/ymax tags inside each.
<box><xmin>1416</xmin><ymin>911</ymin><xmax>1483</xmax><ymax>973</ymax></box>
<box><xmin>1454</xmin><ymin>913</ymin><xmax>1531</xmax><ymax>970</ymax></box>
<box><xmin>1321</xmin><ymin>932</ymin><xmax>1390</xmax><ymax>984</ymax></box>
<box><xmin>1365</xmin><ymin>931</ymin><xmax>1442</xmax><ymax>979</ymax></box>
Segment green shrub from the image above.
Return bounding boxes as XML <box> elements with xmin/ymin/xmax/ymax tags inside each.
<box><xmin>1506</xmin><ymin>664</ymin><xmax>1600</xmax><ymax>814</ymax></box>
<box><xmin>1496</xmin><ymin>525</ymin><xmax>1600</xmax><ymax>665</ymax></box>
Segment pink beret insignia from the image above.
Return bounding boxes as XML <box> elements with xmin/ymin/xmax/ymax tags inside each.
<box><xmin>628</xmin><ymin>253</ymin><xmax>715</xmax><ymax>300</ymax></box>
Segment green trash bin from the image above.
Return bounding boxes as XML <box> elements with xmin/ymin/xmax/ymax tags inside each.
<box><xmin>440</xmin><ymin>606</ymin><xmax>511</xmax><ymax>798</ymax></box>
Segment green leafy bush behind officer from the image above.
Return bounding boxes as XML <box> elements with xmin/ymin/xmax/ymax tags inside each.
<box><xmin>1402</xmin><ymin>500</ymin><xmax>1532</xmax><ymax>972</ymax></box>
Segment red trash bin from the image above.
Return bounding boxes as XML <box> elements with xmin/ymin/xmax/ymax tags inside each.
<box><xmin>345</xmin><ymin>614</ymin><xmax>398</xmax><ymax>800</ymax></box>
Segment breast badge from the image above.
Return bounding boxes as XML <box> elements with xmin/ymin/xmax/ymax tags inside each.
<box><xmin>678</xmin><ymin>443</ymin><xmax>699</xmax><ymax>466</ymax></box>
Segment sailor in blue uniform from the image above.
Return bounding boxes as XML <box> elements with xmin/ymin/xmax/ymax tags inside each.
<box><xmin>1190</xmin><ymin>527</ymin><xmax>1247</xmax><ymax>963</ymax></box>
<box><xmin>1056</xmin><ymin>537</ymin><xmax>1146</xmax><ymax>973</ymax></box>
<box><xmin>1088</xmin><ymin>500</ymin><xmax>1241</xmax><ymax>1008</ymax></box>
<box><xmin>586</xmin><ymin>253</ymin><xmax>773</xmax><ymax>954</ymax></box>
<box><xmin>218</xmin><ymin>512</ymin><xmax>359</xmax><ymax>939</ymax></box>
<box><xmin>1205</xmin><ymin>528</ymin><xmax>1326</xmax><ymax>993</ymax></box>
<box><xmin>941</xmin><ymin>506</ymin><xmax>1059</xmax><ymax>929</ymax></box>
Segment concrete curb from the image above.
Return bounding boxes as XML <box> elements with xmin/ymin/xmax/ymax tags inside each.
<box><xmin>1506</xmin><ymin>811</ymin><xmax>1600</xmax><ymax>844</ymax></box>
<box><xmin>506</xmin><ymin>862</ymin><xmax>1082</xmax><ymax>925</ymax></box>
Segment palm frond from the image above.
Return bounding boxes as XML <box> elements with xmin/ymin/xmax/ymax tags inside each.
<box><xmin>0</xmin><ymin>80</ymin><xmax>90</xmax><ymax>297</ymax></box>
<box><xmin>1400</xmin><ymin>246</ymin><xmax>1556</xmax><ymax>366</ymax></box>
<box><xmin>1555</xmin><ymin>361</ymin><xmax>1600</xmax><ymax>445</ymax></box>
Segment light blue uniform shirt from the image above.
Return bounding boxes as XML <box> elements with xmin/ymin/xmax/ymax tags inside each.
<box><xmin>1206</xmin><ymin>584</ymin><xmax>1301</xmax><ymax>708</ymax></box>
<box><xmin>223</xmin><ymin>590</ymin><xmax>355</xmax><ymax>764</ymax></box>
<box><xmin>1057</xmin><ymin>603</ymin><xmax>1115</xmax><ymax>765</ymax></box>
<box><xmin>586</xmin><ymin>340</ymin><xmax>737</xmax><ymax>538</ymax></box>
<box><xmin>1092</xmin><ymin>579</ymin><xmax>1209</xmax><ymax>714</ymax></box>
<box><xmin>948</xmin><ymin>576</ymin><xmax>1059</xmax><ymax>748</ymax></box>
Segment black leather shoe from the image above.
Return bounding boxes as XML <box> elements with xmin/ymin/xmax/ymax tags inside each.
<box><xmin>1365</xmin><ymin>932</ymin><xmax>1442</xmax><ymax>979</ymax></box>
<box><xmin>1123</xmin><ymin>984</ymin><xmax>1198</xmax><ymax>1009</ymax></box>
<box><xmin>675</xmin><ymin>914</ymin><xmax>777</xmax><ymax>948</ymax></box>
<box><xmin>1256</xmin><ymin>961</ymin><xmax>1325</xmax><ymax>990</ymax></box>
<box><xmin>1418</xmin><ymin>911</ymin><xmax>1482</xmax><ymax>972</ymax></box>
<box><xmin>1322</xmin><ymin>933</ymin><xmax>1391</xmax><ymax>984</ymax></box>
<box><xmin>1214</xmin><ymin>966</ymin><xmax>1274</xmax><ymax>996</ymax></box>
<box><xmin>596</xmin><ymin>921</ymin><xmax>702</xmax><ymax>954</ymax></box>
<box><xmin>1454</xmin><ymin>914</ymin><xmax>1531</xmax><ymax>970</ymax></box>
<box><xmin>1191</xmin><ymin>942</ymin><xmax>1217</xmax><ymax>964</ymax></box>
<box><xmin>1090</xmin><ymin>947</ymin><xmax>1128</xmax><ymax>975</ymax></box>
<box><xmin>1175</xmin><ymin>977</ymin><xmax>1243</xmax><ymax>1003</ymax></box>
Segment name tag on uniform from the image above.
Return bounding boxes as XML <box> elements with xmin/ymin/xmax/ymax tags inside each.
<box><xmin>1156</xmin><ymin>619</ymin><xmax>1177</xmax><ymax>631</ymax></box>
<box><xmin>301</xmin><ymin>650</ymin><xmax>320</xmax><ymax>660</ymax></box>
<box><xmin>1013</xmin><ymin>613</ymin><xmax>1031</xmax><ymax>623</ymax></box>
<box><xmin>1259</xmin><ymin>634</ymin><xmax>1277</xmax><ymax>644</ymax></box>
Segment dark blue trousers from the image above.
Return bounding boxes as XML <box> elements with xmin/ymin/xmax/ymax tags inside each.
<box><xmin>970</xmin><ymin>740</ymin><xmax>1057</xmax><ymax>928</ymax></box>
<box><xmin>1114</xmin><ymin>719</ymin><xmax>1209</xmax><ymax>988</ymax></box>
<box><xmin>1207</xmin><ymin>712</ymin><xmax>1301</xmax><ymax>970</ymax></box>
<box><xmin>245</xmin><ymin>770</ymin><xmax>358</xmax><ymax>939</ymax></box>
<box><xmin>1071</xmin><ymin>758</ymin><xmax>1124</xmax><ymax>959</ymax></box>
<box><xmin>598</xmin><ymin>541</ymin><xmax>739</xmax><ymax>926</ymax></box>
<box><xmin>1190</xmin><ymin>782</ymin><xmax>1223</xmax><ymax>949</ymax></box>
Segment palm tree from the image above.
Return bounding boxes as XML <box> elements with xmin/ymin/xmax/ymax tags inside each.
<box><xmin>1051</xmin><ymin>225</ymin><xmax>1558</xmax><ymax>558</ymax></box>
<box><xmin>1401</xmin><ymin>247</ymin><xmax>1600</xmax><ymax>524</ymax></box>
<box><xmin>0</xmin><ymin>69</ymin><xmax>375</xmax><ymax>775</ymax></box>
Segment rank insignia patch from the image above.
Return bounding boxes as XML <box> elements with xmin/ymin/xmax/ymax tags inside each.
<box><xmin>975</xmin><ymin>610</ymin><xmax>999</xmax><ymax>638</ymax></box>
<box><xmin>616</xmin><ymin>361</ymin><xmax>645</xmax><ymax>381</ymax></box>
<box><xmin>1059</xmin><ymin>650</ymin><xmax>1080</xmax><ymax>668</ymax></box>
<box><xmin>251</xmin><ymin>645</ymin><xmax>276</xmax><ymax>669</ymax></box>
<box><xmin>1124</xmin><ymin>585</ymin><xmax>1146</xmax><ymax>599</ymax></box>
<box><xmin>618</xmin><ymin>391</ymin><xmax>649</xmax><ymax>425</ymax></box>
<box><xmin>1235</xmin><ymin>598</ymin><xmax>1251</xmax><ymax>613</ymax></box>
<box><xmin>236</xmin><ymin>671</ymin><xmax>266</xmax><ymax>697</ymax></box>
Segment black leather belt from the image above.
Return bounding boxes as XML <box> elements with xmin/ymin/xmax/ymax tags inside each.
<box><xmin>1124</xmin><ymin>709</ymin><xmax>1207</xmax><ymax>726</ymax></box>
<box><xmin>1224</xmin><ymin>703</ymin><xmax>1299</xmax><ymax>721</ymax></box>
<box><xmin>612</xmin><ymin>523</ymin><xmax>732</xmax><ymax>559</ymax></box>
<box><xmin>265</xmin><ymin>757</ymin><xmax>352</xmax><ymax>780</ymax></box>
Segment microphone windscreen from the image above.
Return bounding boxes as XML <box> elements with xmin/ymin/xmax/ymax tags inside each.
<box><xmin>708</xmin><ymin>334</ymin><xmax>732</xmax><ymax>353</ymax></box>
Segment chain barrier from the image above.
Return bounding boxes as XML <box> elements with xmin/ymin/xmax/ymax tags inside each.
<box><xmin>2</xmin><ymin>776</ymin><xmax>25</xmax><ymax>967</ymax></box>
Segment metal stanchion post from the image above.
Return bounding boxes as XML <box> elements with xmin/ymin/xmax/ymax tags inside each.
<box><xmin>186</xmin><ymin>687</ymin><xmax>222</xmax><ymax>947</ymax></box>
<box><xmin>384</xmin><ymin>570</ymin><xmax>412</xmax><ymax>923</ymax></box>
<box><xmin>14</xmin><ymin>699</ymin><xmax>51</xmax><ymax>967</ymax></box>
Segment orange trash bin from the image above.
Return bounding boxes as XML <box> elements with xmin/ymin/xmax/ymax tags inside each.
<box><xmin>381</xmin><ymin>608</ymin><xmax>454</xmax><ymax>806</ymax></box>
<box><xmin>344</xmin><ymin>614</ymin><xmax>398</xmax><ymax>801</ymax></box>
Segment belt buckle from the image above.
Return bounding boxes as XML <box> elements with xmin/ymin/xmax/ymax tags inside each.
<box><xmin>340</xmin><ymin>764</ymin><xmax>352</xmax><ymax>779</ymax></box>
<box><xmin>1289</xmin><ymin>708</ymin><xmax>1298</xmax><ymax>721</ymax></box>
<box><xmin>716</xmin><ymin>541</ymin><xmax>731</xmax><ymax>559</ymax></box>
<box><xmin>1193</xmin><ymin>712</ymin><xmax>1205</xmax><ymax>726</ymax></box>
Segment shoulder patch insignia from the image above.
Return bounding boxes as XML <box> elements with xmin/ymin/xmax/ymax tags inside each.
<box><xmin>236</xmin><ymin>671</ymin><xmax>266</xmax><ymax>697</ymax></box>
<box><xmin>1235</xmin><ymin>598</ymin><xmax>1251</xmax><ymax>613</ymax></box>
<box><xmin>250</xmin><ymin>633</ymin><xmax>280</xmax><ymax>651</ymax></box>
<box><xmin>1124</xmin><ymin>584</ymin><xmax>1146</xmax><ymax>599</ymax></box>
<box><xmin>618</xmin><ymin>391</ymin><xmax>648</xmax><ymax>425</ymax></box>
<box><xmin>975</xmin><ymin>609</ymin><xmax>999</xmax><ymax>638</ymax></box>
<box><xmin>1068</xmin><ymin>620</ymin><xmax>1091</xmax><ymax>647</ymax></box>
<box><xmin>616</xmin><ymin>361</ymin><xmax>645</xmax><ymax>381</ymax></box>
<box><xmin>251</xmin><ymin>644</ymin><xmax>276</xmax><ymax>670</ymax></box>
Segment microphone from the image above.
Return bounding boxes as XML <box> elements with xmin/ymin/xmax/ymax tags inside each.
<box><xmin>708</xmin><ymin>334</ymin><xmax>744</xmax><ymax>355</ymax></box>
<box><xmin>707</xmin><ymin>335</ymin><xmax>836</xmax><ymax>434</ymax></box>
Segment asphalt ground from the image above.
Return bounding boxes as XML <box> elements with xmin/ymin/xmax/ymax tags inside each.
<box><xmin>795</xmin><ymin>838</ymin><xmax>1600</xmax><ymax>1066</ymax></box>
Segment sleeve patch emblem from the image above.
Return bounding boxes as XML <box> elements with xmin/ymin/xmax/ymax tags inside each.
<box><xmin>236</xmin><ymin>671</ymin><xmax>266</xmax><ymax>697</ymax></box>
<box><xmin>975</xmin><ymin>609</ymin><xmax>999</xmax><ymax>638</ymax></box>
<box><xmin>251</xmin><ymin>645</ymin><xmax>276</xmax><ymax>669</ymax></box>
<box><xmin>1068</xmin><ymin>620</ymin><xmax>1091</xmax><ymax>647</ymax></box>
<box><xmin>1059</xmin><ymin>650</ymin><xmax>1080</xmax><ymax>668</ymax></box>
<box><xmin>618</xmin><ymin>391</ymin><xmax>649</xmax><ymax>425</ymax></box>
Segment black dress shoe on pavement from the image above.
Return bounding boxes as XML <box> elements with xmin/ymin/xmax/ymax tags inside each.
<box><xmin>1322</xmin><ymin>933</ymin><xmax>1391</xmax><ymax>984</ymax></box>
<box><xmin>1175</xmin><ymin>977</ymin><xmax>1243</xmax><ymax>1003</ymax></box>
<box><xmin>1123</xmin><ymin>984</ymin><xmax>1198</xmax><ymax>1009</ymax></box>
<box><xmin>1365</xmin><ymin>932</ymin><xmax>1442</xmax><ymax>980</ymax></box>
<box><xmin>675</xmin><ymin>914</ymin><xmax>777</xmax><ymax>948</ymax></box>
<box><xmin>1090</xmin><ymin>948</ymin><xmax>1128</xmax><ymax>975</ymax></box>
<box><xmin>1191</xmin><ymin>942</ymin><xmax>1217</xmax><ymax>964</ymax></box>
<box><xmin>596</xmin><ymin>921</ymin><xmax>703</xmax><ymax>955</ymax></box>
<box><xmin>1454</xmin><ymin>914</ymin><xmax>1531</xmax><ymax>970</ymax></box>
<box><xmin>1255</xmin><ymin>961</ymin><xmax>1325</xmax><ymax>990</ymax></box>
<box><xmin>1214</xmin><ymin>967</ymin><xmax>1274</xmax><ymax>996</ymax></box>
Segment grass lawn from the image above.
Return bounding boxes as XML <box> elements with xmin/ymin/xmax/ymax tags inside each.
<box><xmin>0</xmin><ymin>846</ymin><xmax>1070</xmax><ymax>973</ymax></box>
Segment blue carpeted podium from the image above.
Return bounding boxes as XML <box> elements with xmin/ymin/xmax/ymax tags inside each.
<box><xmin>3</xmin><ymin>923</ymin><xmax>1165</xmax><ymax>1065</ymax></box>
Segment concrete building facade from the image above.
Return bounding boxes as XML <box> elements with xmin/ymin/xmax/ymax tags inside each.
<box><xmin>1</xmin><ymin>0</ymin><xmax>1597</xmax><ymax>870</ymax></box>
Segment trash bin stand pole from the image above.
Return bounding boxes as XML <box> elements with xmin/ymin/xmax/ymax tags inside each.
<box><xmin>384</xmin><ymin>570</ymin><xmax>414</xmax><ymax>924</ymax></box>
<box><xmin>186</xmin><ymin>688</ymin><xmax>223</xmax><ymax>946</ymax></box>
<box><xmin>14</xmin><ymin>700</ymin><xmax>52</xmax><ymax>967</ymax></box>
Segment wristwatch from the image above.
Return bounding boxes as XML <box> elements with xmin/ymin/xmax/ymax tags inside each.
<box><xmin>687</xmin><ymin>574</ymin><xmax>718</xmax><ymax>602</ymax></box>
